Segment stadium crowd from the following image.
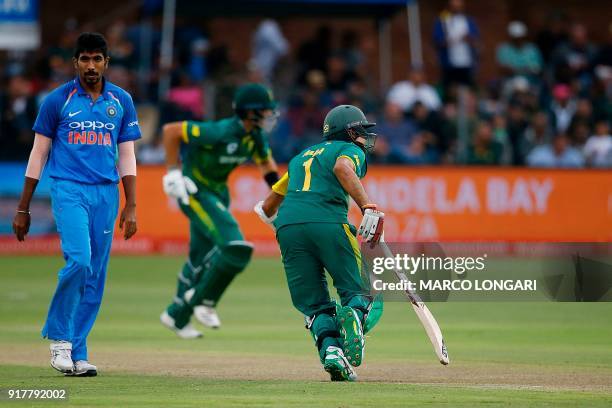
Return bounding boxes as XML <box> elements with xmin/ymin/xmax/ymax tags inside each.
<box><xmin>1</xmin><ymin>1</ymin><xmax>611</xmax><ymax>167</ymax></box>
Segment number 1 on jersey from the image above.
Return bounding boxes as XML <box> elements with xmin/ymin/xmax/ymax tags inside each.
<box><xmin>302</xmin><ymin>158</ymin><xmax>314</xmax><ymax>191</ymax></box>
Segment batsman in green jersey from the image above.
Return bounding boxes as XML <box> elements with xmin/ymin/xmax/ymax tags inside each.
<box><xmin>255</xmin><ymin>105</ymin><xmax>385</xmax><ymax>381</ymax></box>
<box><xmin>160</xmin><ymin>83</ymin><xmax>280</xmax><ymax>339</ymax></box>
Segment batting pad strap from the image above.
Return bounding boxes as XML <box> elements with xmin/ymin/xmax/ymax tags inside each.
<box><xmin>356</xmin><ymin>294</ymin><xmax>384</xmax><ymax>334</ymax></box>
<box><xmin>177</xmin><ymin>272</ymin><xmax>191</xmax><ymax>285</ymax></box>
<box><xmin>219</xmin><ymin>241</ymin><xmax>254</xmax><ymax>272</ymax></box>
<box><xmin>304</xmin><ymin>306</ymin><xmax>337</xmax><ymax>329</ymax></box>
<box><xmin>315</xmin><ymin>330</ymin><xmax>341</xmax><ymax>351</ymax></box>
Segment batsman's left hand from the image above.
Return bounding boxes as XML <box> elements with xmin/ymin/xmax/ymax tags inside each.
<box><xmin>162</xmin><ymin>169</ymin><xmax>197</xmax><ymax>205</ymax></box>
<box><xmin>358</xmin><ymin>205</ymin><xmax>384</xmax><ymax>246</ymax></box>
<box><xmin>120</xmin><ymin>204</ymin><xmax>137</xmax><ymax>240</ymax></box>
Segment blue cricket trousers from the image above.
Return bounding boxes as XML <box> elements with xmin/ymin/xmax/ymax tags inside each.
<box><xmin>42</xmin><ymin>179</ymin><xmax>119</xmax><ymax>361</ymax></box>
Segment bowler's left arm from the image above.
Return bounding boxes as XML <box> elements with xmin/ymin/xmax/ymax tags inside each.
<box><xmin>117</xmin><ymin>94</ymin><xmax>142</xmax><ymax>240</ymax></box>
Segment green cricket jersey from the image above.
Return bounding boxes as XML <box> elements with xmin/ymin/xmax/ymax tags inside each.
<box><xmin>181</xmin><ymin>117</ymin><xmax>271</xmax><ymax>195</ymax></box>
<box><xmin>273</xmin><ymin>140</ymin><xmax>366</xmax><ymax>229</ymax></box>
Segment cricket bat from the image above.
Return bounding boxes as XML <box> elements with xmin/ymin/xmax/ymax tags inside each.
<box><xmin>379</xmin><ymin>237</ymin><xmax>450</xmax><ymax>365</ymax></box>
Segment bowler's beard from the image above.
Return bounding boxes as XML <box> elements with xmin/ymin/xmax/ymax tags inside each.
<box><xmin>84</xmin><ymin>73</ymin><xmax>100</xmax><ymax>85</ymax></box>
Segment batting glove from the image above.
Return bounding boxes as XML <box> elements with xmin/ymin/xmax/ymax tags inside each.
<box><xmin>162</xmin><ymin>168</ymin><xmax>198</xmax><ymax>205</ymax></box>
<box><xmin>358</xmin><ymin>205</ymin><xmax>384</xmax><ymax>246</ymax></box>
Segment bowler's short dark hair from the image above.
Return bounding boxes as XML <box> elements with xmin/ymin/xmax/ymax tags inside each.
<box><xmin>74</xmin><ymin>32</ymin><xmax>108</xmax><ymax>59</ymax></box>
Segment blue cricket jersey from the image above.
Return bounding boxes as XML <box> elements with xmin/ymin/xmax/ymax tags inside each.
<box><xmin>33</xmin><ymin>77</ymin><xmax>141</xmax><ymax>184</ymax></box>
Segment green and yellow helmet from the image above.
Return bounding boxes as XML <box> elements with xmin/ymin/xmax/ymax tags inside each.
<box><xmin>233</xmin><ymin>83</ymin><xmax>277</xmax><ymax>118</ymax></box>
<box><xmin>323</xmin><ymin>105</ymin><xmax>377</xmax><ymax>152</ymax></box>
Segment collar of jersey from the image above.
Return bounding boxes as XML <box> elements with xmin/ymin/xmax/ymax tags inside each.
<box><xmin>232</xmin><ymin>115</ymin><xmax>245</xmax><ymax>130</ymax></box>
<box><xmin>73</xmin><ymin>76</ymin><xmax>110</xmax><ymax>100</ymax></box>
<box><xmin>232</xmin><ymin>115</ymin><xmax>262</xmax><ymax>139</ymax></box>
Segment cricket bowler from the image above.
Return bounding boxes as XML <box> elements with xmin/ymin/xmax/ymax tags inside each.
<box><xmin>160</xmin><ymin>83</ymin><xmax>280</xmax><ymax>338</ymax></box>
<box><xmin>254</xmin><ymin>105</ymin><xmax>384</xmax><ymax>381</ymax></box>
<box><xmin>12</xmin><ymin>33</ymin><xmax>141</xmax><ymax>376</ymax></box>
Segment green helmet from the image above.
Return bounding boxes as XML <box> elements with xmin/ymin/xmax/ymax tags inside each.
<box><xmin>233</xmin><ymin>83</ymin><xmax>277</xmax><ymax>118</ymax></box>
<box><xmin>323</xmin><ymin>105</ymin><xmax>377</xmax><ymax>152</ymax></box>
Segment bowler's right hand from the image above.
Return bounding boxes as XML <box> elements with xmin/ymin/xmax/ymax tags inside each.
<box><xmin>12</xmin><ymin>210</ymin><xmax>31</xmax><ymax>241</ymax></box>
<box><xmin>162</xmin><ymin>169</ymin><xmax>198</xmax><ymax>205</ymax></box>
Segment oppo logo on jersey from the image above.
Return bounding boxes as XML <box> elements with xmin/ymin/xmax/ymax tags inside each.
<box><xmin>69</xmin><ymin>121</ymin><xmax>116</xmax><ymax>131</ymax></box>
<box><xmin>67</xmin><ymin>121</ymin><xmax>114</xmax><ymax>146</ymax></box>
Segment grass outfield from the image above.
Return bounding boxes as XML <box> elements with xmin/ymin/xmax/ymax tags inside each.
<box><xmin>0</xmin><ymin>255</ymin><xmax>611</xmax><ymax>407</ymax></box>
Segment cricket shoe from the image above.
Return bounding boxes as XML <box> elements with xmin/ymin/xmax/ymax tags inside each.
<box><xmin>337</xmin><ymin>306</ymin><xmax>365</xmax><ymax>367</ymax></box>
<box><xmin>160</xmin><ymin>311</ymin><xmax>203</xmax><ymax>339</ymax></box>
<box><xmin>193</xmin><ymin>305</ymin><xmax>221</xmax><ymax>329</ymax></box>
<box><xmin>66</xmin><ymin>360</ymin><xmax>97</xmax><ymax>377</ymax></box>
<box><xmin>49</xmin><ymin>341</ymin><xmax>74</xmax><ymax>374</ymax></box>
<box><xmin>323</xmin><ymin>346</ymin><xmax>357</xmax><ymax>382</ymax></box>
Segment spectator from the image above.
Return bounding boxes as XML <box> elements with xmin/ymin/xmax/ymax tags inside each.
<box><xmin>338</xmin><ymin>30</ymin><xmax>364</xmax><ymax>73</ymax></box>
<box><xmin>526</xmin><ymin>133</ymin><xmax>585</xmax><ymax>167</ymax></box>
<box><xmin>251</xmin><ymin>19</ymin><xmax>289</xmax><ymax>84</ymax></box>
<box><xmin>464</xmin><ymin>121</ymin><xmax>504</xmax><ymax>165</ymax></box>
<box><xmin>521</xmin><ymin>111</ymin><xmax>553</xmax><ymax>159</ymax></box>
<box><xmin>389</xmin><ymin>132</ymin><xmax>440</xmax><ymax>165</ymax></box>
<box><xmin>592</xmin><ymin>23</ymin><xmax>612</xmax><ymax>120</ymax></box>
<box><xmin>591</xmin><ymin>73</ymin><xmax>612</xmax><ymax>125</ymax></box>
<box><xmin>304</xmin><ymin>69</ymin><xmax>333</xmax><ymax>108</ymax></box>
<box><xmin>492</xmin><ymin>114</ymin><xmax>512</xmax><ymax>164</ymax></box>
<box><xmin>124</xmin><ymin>16</ymin><xmax>162</xmax><ymax>84</ymax></box>
<box><xmin>47</xmin><ymin>19</ymin><xmax>80</xmax><ymax>82</ymax></box>
<box><xmin>567</xmin><ymin>98</ymin><xmax>594</xmax><ymax>144</ymax></box>
<box><xmin>166</xmin><ymin>72</ymin><xmax>205</xmax><ymax>119</ymax></box>
<box><xmin>188</xmin><ymin>37</ymin><xmax>210</xmax><ymax>83</ymax></box>
<box><xmin>7</xmin><ymin>11</ymin><xmax>612</xmax><ymax>169</ymax></box>
<box><xmin>506</xmin><ymin>102</ymin><xmax>529</xmax><ymax>164</ymax></box>
<box><xmin>439</xmin><ymin>90</ymin><xmax>479</xmax><ymax>159</ymax></box>
<box><xmin>35</xmin><ymin>76</ymin><xmax>63</xmax><ymax>109</ymax></box>
<box><xmin>506</xmin><ymin>77</ymin><xmax>539</xmax><ymax>114</ymax></box>
<box><xmin>106</xmin><ymin>65</ymin><xmax>132</xmax><ymax>94</ymax></box>
<box><xmin>571</xmin><ymin>122</ymin><xmax>591</xmax><ymax>148</ymax></box>
<box><xmin>297</xmin><ymin>26</ymin><xmax>332</xmax><ymax>85</ymax></box>
<box><xmin>376</xmin><ymin>102</ymin><xmax>418</xmax><ymax>148</ymax></box>
<box><xmin>594</xmin><ymin>23</ymin><xmax>612</xmax><ymax>78</ymax></box>
<box><xmin>285</xmin><ymin>88</ymin><xmax>328</xmax><ymax>156</ymax></box>
<box><xmin>106</xmin><ymin>21</ymin><xmax>136</xmax><ymax>69</ymax></box>
<box><xmin>326</xmin><ymin>53</ymin><xmax>357</xmax><ymax>93</ymax></box>
<box><xmin>206</xmin><ymin>45</ymin><xmax>232</xmax><ymax>80</ymax></box>
<box><xmin>479</xmin><ymin>81</ymin><xmax>504</xmax><ymax>117</ymax></box>
<box><xmin>410</xmin><ymin>101</ymin><xmax>442</xmax><ymax>145</ymax></box>
<box><xmin>550</xmin><ymin>23</ymin><xmax>598</xmax><ymax>89</ymax></box>
<box><xmin>496</xmin><ymin>21</ymin><xmax>543</xmax><ymax>82</ymax></box>
<box><xmin>535</xmin><ymin>11</ymin><xmax>569</xmax><ymax>64</ymax></box>
<box><xmin>369</xmin><ymin>137</ymin><xmax>391</xmax><ymax>163</ymax></box>
<box><xmin>549</xmin><ymin>83</ymin><xmax>577</xmax><ymax>133</ymax></box>
<box><xmin>433</xmin><ymin>0</ymin><xmax>480</xmax><ymax>90</ymax></box>
<box><xmin>0</xmin><ymin>75</ymin><xmax>37</xmax><ymax>160</ymax></box>
<box><xmin>346</xmin><ymin>77</ymin><xmax>378</xmax><ymax>114</ymax></box>
<box><xmin>386</xmin><ymin>67</ymin><xmax>441</xmax><ymax>113</ymax></box>
<box><xmin>583</xmin><ymin>119</ymin><xmax>612</xmax><ymax>167</ymax></box>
